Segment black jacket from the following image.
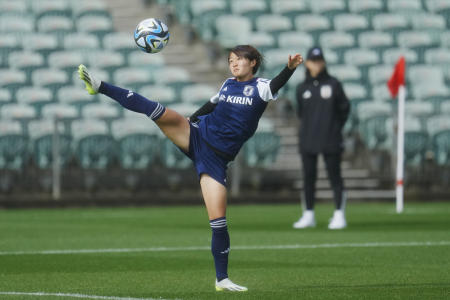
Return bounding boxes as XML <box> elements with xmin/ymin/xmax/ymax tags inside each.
<box><xmin>296</xmin><ymin>68</ymin><xmax>350</xmax><ymax>154</ymax></box>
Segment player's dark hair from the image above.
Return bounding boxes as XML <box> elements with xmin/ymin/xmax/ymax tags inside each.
<box><xmin>229</xmin><ymin>45</ymin><xmax>263</xmax><ymax>74</ymax></box>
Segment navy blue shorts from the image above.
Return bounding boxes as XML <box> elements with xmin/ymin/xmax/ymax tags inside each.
<box><xmin>183</xmin><ymin>122</ymin><xmax>230</xmax><ymax>186</ymax></box>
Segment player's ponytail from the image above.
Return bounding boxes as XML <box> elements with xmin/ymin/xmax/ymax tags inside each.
<box><xmin>229</xmin><ymin>45</ymin><xmax>263</xmax><ymax>75</ymax></box>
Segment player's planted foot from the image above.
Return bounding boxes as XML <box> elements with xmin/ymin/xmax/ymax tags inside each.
<box><xmin>328</xmin><ymin>210</ymin><xmax>347</xmax><ymax>230</ymax></box>
<box><xmin>215</xmin><ymin>278</ymin><xmax>248</xmax><ymax>292</ymax></box>
<box><xmin>293</xmin><ymin>210</ymin><xmax>316</xmax><ymax>229</ymax></box>
<box><xmin>78</xmin><ymin>64</ymin><xmax>101</xmax><ymax>95</ymax></box>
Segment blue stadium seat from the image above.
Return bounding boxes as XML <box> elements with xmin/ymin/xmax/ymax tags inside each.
<box><xmin>0</xmin><ymin>89</ymin><xmax>12</xmax><ymax>108</ymax></box>
<box><xmin>244</xmin><ymin>118</ymin><xmax>280</xmax><ymax>167</ymax></box>
<box><xmin>230</xmin><ymin>0</ymin><xmax>268</xmax><ymax>21</ymax></box>
<box><xmin>294</xmin><ymin>15</ymin><xmax>332</xmax><ymax>43</ymax></box>
<box><xmin>333</xmin><ymin>14</ymin><xmax>370</xmax><ymax>35</ymax></box>
<box><xmin>111</xmin><ymin>115</ymin><xmax>160</xmax><ymax>170</ymax></box>
<box><xmin>31</xmin><ymin>0</ymin><xmax>72</xmax><ymax>19</ymax></box>
<box><xmin>42</xmin><ymin>103</ymin><xmax>79</xmax><ymax>124</ymax></box>
<box><xmin>87</xmin><ymin>51</ymin><xmax>125</xmax><ymax>73</ymax></box>
<box><xmin>71</xmin><ymin>0</ymin><xmax>110</xmax><ymax>19</ymax></box>
<box><xmin>358</xmin><ymin>31</ymin><xmax>394</xmax><ymax>55</ymax></box>
<box><xmin>245</xmin><ymin>32</ymin><xmax>276</xmax><ymax>53</ymax></box>
<box><xmin>387</xmin><ymin>0</ymin><xmax>424</xmax><ymax>21</ymax></box>
<box><xmin>0</xmin><ymin>69</ymin><xmax>27</xmax><ymax>97</ymax></box>
<box><xmin>427</xmin><ymin>114</ymin><xmax>450</xmax><ymax>166</ymax></box>
<box><xmin>28</xmin><ymin>119</ymin><xmax>73</xmax><ymax>169</ymax></box>
<box><xmin>310</xmin><ymin>0</ymin><xmax>347</xmax><ymax>18</ymax></box>
<box><xmin>397</xmin><ymin>31</ymin><xmax>437</xmax><ymax>61</ymax></box>
<box><xmin>0</xmin><ymin>35</ymin><xmax>21</xmax><ymax>66</ymax></box>
<box><xmin>0</xmin><ymin>14</ymin><xmax>35</xmax><ymax>35</ymax></box>
<box><xmin>57</xmin><ymin>85</ymin><xmax>96</xmax><ymax>113</ymax></box>
<box><xmin>371</xmin><ymin>83</ymin><xmax>393</xmax><ymax>102</ymax></box>
<box><xmin>382</xmin><ymin>48</ymin><xmax>419</xmax><ymax>65</ymax></box>
<box><xmin>113</xmin><ymin>67</ymin><xmax>153</xmax><ymax>91</ymax></box>
<box><xmin>71</xmin><ymin>118</ymin><xmax>116</xmax><ymax>170</ymax></box>
<box><xmin>37</xmin><ymin>15</ymin><xmax>74</xmax><ymax>34</ymax></box>
<box><xmin>181</xmin><ymin>84</ymin><xmax>217</xmax><ymax>105</ymax></box>
<box><xmin>328</xmin><ymin>65</ymin><xmax>362</xmax><ymax>84</ymax></box>
<box><xmin>21</xmin><ymin>33</ymin><xmax>59</xmax><ymax>58</ymax></box>
<box><xmin>8</xmin><ymin>51</ymin><xmax>45</xmax><ymax>81</ymax></box>
<box><xmin>319</xmin><ymin>31</ymin><xmax>355</xmax><ymax>60</ymax></box>
<box><xmin>32</xmin><ymin>68</ymin><xmax>69</xmax><ymax>94</ymax></box>
<box><xmin>215</xmin><ymin>15</ymin><xmax>252</xmax><ymax>48</ymax></box>
<box><xmin>357</xmin><ymin>101</ymin><xmax>392</xmax><ymax>149</ymax></box>
<box><xmin>0</xmin><ymin>120</ymin><xmax>28</xmax><ymax>171</ymax></box>
<box><xmin>152</xmin><ymin>66</ymin><xmax>192</xmax><ymax>91</ymax></box>
<box><xmin>190</xmin><ymin>0</ymin><xmax>229</xmax><ymax>41</ymax></box>
<box><xmin>277</xmin><ymin>31</ymin><xmax>314</xmax><ymax>51</ymax></box>
<box><xmin>372</xmin><ymin>13</ymin><xmax>409</xmax><ymax>36</ymax></box>
<box><xmin>0</xmin><ymin>0</ymin><xmax>28</xmax><ymax>15</ymax></box>
<box><xmin>103</xmin><ymin>33</ymin><xmax>136</xmax><ymax>55</ymax></box>
<box><xmin>255</xmin><ymin>14</ymin><xmax>293</xmax><ymax>35</ymax></box>
<box><xmin>16</xmin><ymin>86</ymin><xmax>53</xmax><ymax>116</ymax></box>
<box><xmin>76</xmin><ymin>15</ymin><xmax>113</xmax><ymax>38</ymax></box>
<box><xmin>270</xmin><ymin>0</ymin><xmax>309</xmax><ymax>22</ymax></box>
<box><xmin>348</xmin><ymin>0</ymin><xmax>384</xmax><ymax>20</ymax></box>
<box><xmin>368</xmin><ymin>64</ymin><xmax>395</xmax><ymax>92</ymax></box>
<box><xmin>139</xmin><ymin>85</ymin><xmax>178</xmax><ymax>105</ymax></box>
<box><xmin>411</xmin><ymin>13</ymin><xmax>446</xmax><ymax>43</ymax></box>
<box><xmin>128</xmin><ymin>51</ymin><xmax>166</xmax><ymax>69</ymax></box>
<box><xmin>344</xmin><ymin>48</ymin><xmax>379</xmax><ymax>81</ymax></box>
<box><xmin>63</xmin><ymin>33</ymin><xmax>100</xmax><ymax>52</ymax></box>
<box><xmin>81</xmin><ymin>102</ymin><xmax>121</xmax><ymax>121</ymax></box>
<box><xmin>48</xmin><ymin>51</ymin><xmax>84</xmax><ymax>77</ymax></box>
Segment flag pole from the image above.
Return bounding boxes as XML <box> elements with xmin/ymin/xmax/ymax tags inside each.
<box><xmin>396</xmin><ymin>85</ymin><xmax>405</xmax><ymax>213</ymax></box>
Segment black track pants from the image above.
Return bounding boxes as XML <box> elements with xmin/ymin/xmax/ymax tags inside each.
<box><xmin>301</xmin><ymin>152</ymin><xmax>345</xmax><ymax>210</ymax></box>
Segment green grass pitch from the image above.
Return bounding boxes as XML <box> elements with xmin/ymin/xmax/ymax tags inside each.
<box><xmin>0</xmin><ymin>202</ymin><xmax>449</xmax><ymax>300</ymax></box>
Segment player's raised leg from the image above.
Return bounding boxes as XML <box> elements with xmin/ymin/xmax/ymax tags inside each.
<box><xmin>199</xmin><ymin>174</ymin><xmax>248</xmax><ymax>292</ymax></box>
<box><xmin>78</xmin><ymin>64</ymin><xmax>190</xmax><ymax>152</ymax></box>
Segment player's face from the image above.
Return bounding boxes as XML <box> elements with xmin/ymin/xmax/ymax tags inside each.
<box><xmin>228</xmin><ymin>52</ymin><xmax>256</xmax><ymax>81</ymax></box>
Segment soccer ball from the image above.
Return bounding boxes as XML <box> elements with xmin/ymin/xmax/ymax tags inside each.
<box><xmin>134</xmin><ymin>18</ymin><xmax>170</xmax><ymax>54</ymax></box>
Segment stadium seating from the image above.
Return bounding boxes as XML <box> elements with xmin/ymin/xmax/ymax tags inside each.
<box><xmin>111</xmin><ymin>115</ymin><xmax>160</xmax><ymax>170</ymax></box>
<box><xmin>244</xmin><ymin>118</ymin><xmax>280</xmax><ymax>167</ymax></box>
<box><xmin>0</xmin><ymin>120</ymin><xmax>28</xmax><ymax>171</ymax></box>
<box><xmin>28</xmin><ymin>119</ymin><xmax>72</xmax><ymax>169</ymax></box>
<box><xmin>2</xmin><ymin>0</ymin><xmax>449</xmax><ymax>189</ymax></box>
<box><xmin>71</xmin><ymin>118</ymin><xmax>116</xmax><ymax>170</ymax></box>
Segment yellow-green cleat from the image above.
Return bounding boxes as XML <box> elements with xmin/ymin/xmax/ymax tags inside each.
<box><xmin>78</xmin><ymin>64</ymin><xmax>100</xmax><ymax>95</ymax></box>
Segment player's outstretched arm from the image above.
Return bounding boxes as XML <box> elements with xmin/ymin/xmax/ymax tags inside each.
<box><xmin>269</xmin><ymin>53</ymin><xmax>303</xmax><ymax>95</ymax></box>
<box><xmin>288</xmin><ymin>53</ymin><xmax>303</xmax><ymax>70</ymax></box>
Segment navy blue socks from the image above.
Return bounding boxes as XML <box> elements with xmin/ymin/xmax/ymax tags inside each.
<box><xmin>210</xmin><ymin>217</ymin><xmax>229</xmax><ymax>281</ymax></box>
<box><xmin>99</xmin><ymin>82</ymin><xmax>166</xmax><ymax>121</ymax></box>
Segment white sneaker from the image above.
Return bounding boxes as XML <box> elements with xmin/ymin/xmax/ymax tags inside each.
<box><xmin>215</xmin><ymin>278</ymin><xmax>248</xmax><ymax>292</ymax></box>
<box><xmin>328</xmin><ymin>210</ymin><xmax>347</xmax><ymax>230</ymax></box>
<box><xmin>293</xmin><ymin>210</ymin><xmax>316</xmax><ymax>229</ymax></box>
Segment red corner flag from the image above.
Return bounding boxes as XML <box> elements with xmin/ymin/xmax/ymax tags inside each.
<box><xmin>387</xmin><ymin>56</ymin><xmax>406</xmax><ymax>98</ymax></box>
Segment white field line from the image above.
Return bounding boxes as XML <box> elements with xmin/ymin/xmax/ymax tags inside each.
<box><xmin>0</xmin><ymin>241</ymin><xmax>449</xmax><ymax>256</ymax></box>
<box><xmin>0</xmin><ymin>291</ymin><xmax>178</xmax><ymax>300</ymax></box>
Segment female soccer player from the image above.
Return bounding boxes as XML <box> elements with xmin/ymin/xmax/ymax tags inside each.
<box><xmin>78</xmin><ymin>45</ymin><xmax>303</xmax><ymax>292</ymax></box>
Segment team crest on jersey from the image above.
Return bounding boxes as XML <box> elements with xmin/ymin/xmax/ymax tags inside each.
<box><xmin>303</xmin><ymin>90</ymin><xmax>312</xmax><ymax>99</ymax></box>
<box><xmin>243</xmin><ymin>85</ymin><xmax>254</xmax><ymax>97</ymax></box>
<box><xmin>222</xmin><ymin>86</ymin><xmax>228</xmax><ymax>92</ymax></box>
<box><xmin>320</xmin><ymin>85</ymin><xmax>332</xmax><ymax>99</ymax></box>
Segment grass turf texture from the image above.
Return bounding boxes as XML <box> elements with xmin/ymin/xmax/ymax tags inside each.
<box><xmin>0</xmin><ymin>202</ymin><xmax>449</xmax><ymax>300</ymax></box>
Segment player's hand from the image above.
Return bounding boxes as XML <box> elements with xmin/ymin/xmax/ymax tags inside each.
<box><xmin>288</xmin><ymin>54</ymin><xmax>303</xmax><ymax>70</ymax></box>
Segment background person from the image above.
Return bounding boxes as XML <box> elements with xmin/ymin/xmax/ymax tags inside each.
<box><xmin>293</xmin><ymin>47</ymin><xmax>350</xmax><ymax>230</ymax></box>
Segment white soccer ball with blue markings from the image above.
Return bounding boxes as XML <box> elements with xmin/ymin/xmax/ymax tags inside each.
<box><xmin>134</xmin><ymin>18</ymin><xmax>170</xmax><ymax>54</ymax></box>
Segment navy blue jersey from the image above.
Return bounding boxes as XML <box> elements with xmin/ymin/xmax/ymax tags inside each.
<box><xmin>198</xmin><ymin>77</ymin><xmax>277</xmax><ymax>158</ymax></box>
